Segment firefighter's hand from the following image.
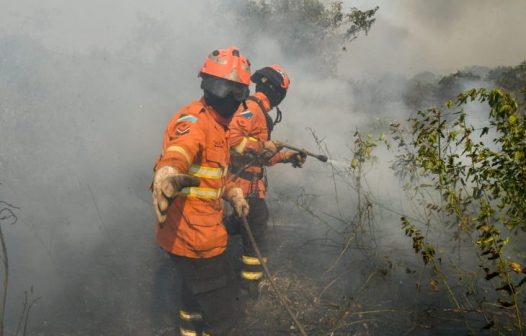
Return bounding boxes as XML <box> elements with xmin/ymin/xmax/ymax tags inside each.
<box><xmin>261</xmin><ymin>140</ymin><xmax>283</xmax><ymax>160</ymax></box>
<box><xmin>282</xmin><ymin>151</ymin><xmax>307</xmax><ymax>168</ymax></box>
<box><xmin>226</xmin><ymin>188</ymin><xmax>249</xmax><ymax>217</ymax></box>
<box><xmin>242</xmin><ymin>150</ymin><xmax>257</xmax><ymax>163</ymax></box>
<box><xmin>152</xmin><ymin>166</ymin><xmax>200</xmax><ymax>224</ymax></box>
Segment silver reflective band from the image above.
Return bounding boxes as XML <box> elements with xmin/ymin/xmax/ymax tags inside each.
<box><xmin>189</xmin><ymin>164</ymin><xmax>226</xmax><ymax>179</ymax></box>
<box><xmin>180</xmin><ymin>328</ymin><xmax>198</xmax><ymax>336</ymax></box>
<box><xmin>241</xmin><ymin>270</ymin><xmax>263</xmax><ymax>280</ymax></box>
<box><xmin>180</xmin><ymin>187</ymin><xmax>224</xmax><ymax>200</ymax></box>
<box><xmin>179</xmin><ymin>310</ymin><xmax>203</xmax><ymax>321</ymax></box>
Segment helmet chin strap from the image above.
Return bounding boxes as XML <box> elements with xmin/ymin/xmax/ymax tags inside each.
<box><xmin>273</xmin><ymin>106</ymin><xmax>283</xmax><ymax>126</ymax></box>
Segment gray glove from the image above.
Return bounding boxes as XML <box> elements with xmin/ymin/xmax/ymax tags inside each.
<box><xmin>152</xmin><ymin>166</ymin><xmax>200</xmax><ymax>224</ymax></box>
<box><xmin>260</xmin><ymin>140</ymin><xmax>283</xmax><ymax>160</ymax></box>
<box><xmin>282</xmin><ymin>151</ymin><xmax>307</xmax><ymax>168</ymax></box>
<box><xmin>226</xmin><ymin>187</ymin><xmax>249</xmax><ymax>217</ymax></box>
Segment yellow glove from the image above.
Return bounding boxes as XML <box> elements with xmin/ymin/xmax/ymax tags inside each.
<box><xmin>226</xmin><ymin>187</ymin><xmax>249</xmax><ymax>217</ymax></box>
<box><xmin>152</xmin><ymin>166</ymin><xmax>200</xmax><ymax>224</ymax></box>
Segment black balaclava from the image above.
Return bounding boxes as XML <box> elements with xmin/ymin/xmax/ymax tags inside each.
<box><xmin>204</xmin><ymin>91</ymin><xmax>242</xmax><ymax>119</ymax></box>
<box><xmin>256</xmin><ymin>83</ymin><xmax>286</xmax><ymax>107</ymax></box>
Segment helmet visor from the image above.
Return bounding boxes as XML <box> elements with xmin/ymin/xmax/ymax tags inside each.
<box><xmin>201</xmin><ymin>76</ymin><xmax>249</xmax><ymax>102</ymax></box>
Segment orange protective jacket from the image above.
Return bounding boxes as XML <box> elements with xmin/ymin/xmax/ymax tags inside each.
<box><xmin>154</xmin><ymin>98</ymin><xmax>236</xmax><ymax>258</ymax></box>
<box><xmin>228</xmin><ymin>92</ymin><xmax>288</xmax><ymax>199</ymax></box>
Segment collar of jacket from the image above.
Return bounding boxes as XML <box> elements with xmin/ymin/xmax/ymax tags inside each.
<box><xmin>253</xmin><ymin>91</ymin><xmax>272</xmax><ymax>113</ymax></box>
<box><xmin>199</xmin><ymin>97</ymin><xmax>230</xmax><ymax>129</ymax></box>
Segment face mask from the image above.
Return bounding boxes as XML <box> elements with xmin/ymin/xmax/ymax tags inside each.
<box><xmin>204</xmin><ymin>91</ymin><xmax>242</xmax><ymax>119</ymax></box>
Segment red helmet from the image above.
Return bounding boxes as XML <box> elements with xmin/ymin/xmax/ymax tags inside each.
<box><xmin>199</xmin><ymin>46</ymin><xmax>251</xmax><ymax>101</ymax></box>
<box><xmin>251</xmin><ymin>64</ymin><xmax>290</xmax><ymax>106</ymax></box>
<box><xmin>269</xmin><ymin>64</ymin><xmax>290</xmax><ymax>89</ymax></box>
<box><xmin>199</xmin><ymin>46</ymin><xmax>251</xmax><ymax>85</ymax></box>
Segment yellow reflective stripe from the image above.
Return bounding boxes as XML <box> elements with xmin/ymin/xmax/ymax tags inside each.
<box><xmin>180</xmin><ymin>187</ymin><xmax>223</xmax><ymax>200</ymax></box>
<box><xmin>241</xmin><ymin>270</ymin><xmax>263</xmax><ymax>280</ymax></box>
<box><xmin>165</xmin><ymin>145</ymin><xmax>191</xmax><ymax>164</ymax></box>
<box><xmin>242</xmin><ymin>255</ymin><xmax>266</xmax><ymax>266</ymax></box>
<box><xmin>248</xmin><ymin>137</ymin><xmax>258</xmax><ymax>142</ymax></box>
<box><xmin>188</xmin><ymin>164</ymin><xmax>225</xmax><ymax>179</ymax></box>
<box><xmin>233</xmin><ymin>137</ymin><xmax>249</xmax><ymax>155</ymax></box>
<box><xmin>179</xmin><ymin>310</ymin><xmax>202</xmax><ymax>321</ymax></box>
<box><xmin>180</xmin><ymin>328</ymin><xmax>198</xmax><ymax>336</ymax></box>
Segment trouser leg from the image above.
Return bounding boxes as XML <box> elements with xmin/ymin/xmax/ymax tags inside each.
<box><xmin>179</xmin><ymin>280</ymin><xmax>204</xmax><ymax>336</ymax></box>
<box><xmin>240</xmin><ymin>198</ymin><xmax>269</xmax><ymax>298</ymax></box>
<box><xmin>223</xmin><ymin>211</ymin><xmax>241</xmax><ymax>236</ymax></box>
<box><xmin>170</xmin><ymin>252</ymin><xmax>244</xmax><ymax>336</ymax></box>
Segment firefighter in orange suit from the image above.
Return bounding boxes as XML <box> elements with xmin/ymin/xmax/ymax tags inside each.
<box><xmin>226</xmin><ymin>65</ymin><xmax>306</xmax><ymax>298</ymax></box>
<box><xmin>152</xmin><ymin>46</ymin><xmax>251</xmax><ymax>336</ymax></box>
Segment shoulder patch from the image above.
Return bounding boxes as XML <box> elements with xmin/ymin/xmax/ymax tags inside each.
<box><xmin>177</xmin><ymin>114</ymin><xmax>198</xmax><ymax>123</ymax></box>
<box><xmin>240</xmin><ymin>110</ymin><xmax>253</xmax><ymax>120</ymax></box>
<box><xmin>175</xmin><ymin>121</ymin><xmax>192</xmax><ymax>135</ymax></box>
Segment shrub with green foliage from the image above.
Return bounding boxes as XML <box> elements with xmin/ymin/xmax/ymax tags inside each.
<box><xmin>392</xmin><ymin>88</ymin><xmax>526</xmax><ymax>333</ymax></box>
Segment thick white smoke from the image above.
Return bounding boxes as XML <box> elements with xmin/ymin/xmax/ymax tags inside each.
<box><xmin>342</xmin><ymin>0</ymin><xmax>526</xmax><ymax>79</ymax></box>
<box><xmin>1</xmin><ymin>0</ymin><xmax>525</xmax><ymax>334</ymax></box>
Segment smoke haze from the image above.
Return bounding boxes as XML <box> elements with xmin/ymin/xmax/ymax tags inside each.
<box><xmin>343</xmin><ymin>0</ymin><xmax>526</xmax><ymax>79</ymax></box>
<box><xmin>1</xmin><ymin>0</ymin><xmax>525</xmax><ymax>334</ymax></box>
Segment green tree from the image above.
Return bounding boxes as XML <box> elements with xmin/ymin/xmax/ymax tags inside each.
<box><xmin>229</xmin><ymin>0</ymin><xmax>378</xmax><ymax>75</ymax></box>
<box><xmin>487</xmin><ymin>61</ymin><xmax>526</xmax><ymax>114</ymax></box>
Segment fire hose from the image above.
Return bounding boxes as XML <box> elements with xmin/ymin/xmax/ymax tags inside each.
<box><xmin>240</xmin><ymin>214</ymin><xmax>308</xmax><ymax>336</ymax></box>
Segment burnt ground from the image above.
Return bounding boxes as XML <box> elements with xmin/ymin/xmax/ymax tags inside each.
<box><xmin>231</xmin><ymin>225</ymin><xmax>495</xmax><ymax>336</ymax></box>
<box><xmin>10</xmin><ymin>206</ymin><xmax>519</xmax><ymax>336</ymax></box>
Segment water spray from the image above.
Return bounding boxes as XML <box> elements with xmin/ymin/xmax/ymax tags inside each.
<box><xmin>325</xmin><ymin>158</ymin><xmax>351</xmax><ymax>169</ymax></box>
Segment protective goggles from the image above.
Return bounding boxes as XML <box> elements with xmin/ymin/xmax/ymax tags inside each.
<box><xmin>201</xmin><ymin>76</ymin><xmax>250</xmax><ymax>102</ymax></box>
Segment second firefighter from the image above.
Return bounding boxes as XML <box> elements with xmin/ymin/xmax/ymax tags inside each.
<box><xmin>226</xmin><ymin>65</ymin><xmax>307</xmax><ymax>298</ymax></box>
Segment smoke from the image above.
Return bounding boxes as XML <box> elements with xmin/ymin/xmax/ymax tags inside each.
<box><xmin>0</xmin><ymin>2</ymin><xmax>244</xmax><ymax>333</ymax></box>
<box><xmin>1</xmin><ymin>0</ymin><xmax>525</xmax><ymax>334</ymax></box>
<box><xmin>341</xmin><ymin>0</ymin><xmax>526</xmax><ymax>79</ymax></box>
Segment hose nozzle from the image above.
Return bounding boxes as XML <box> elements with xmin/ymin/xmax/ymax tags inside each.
<box><xmin>279</xmin><ymin>142</ymin><xmax>328</xmax><ymax>162</ymax></box>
